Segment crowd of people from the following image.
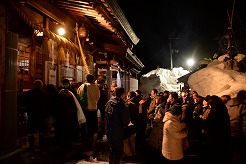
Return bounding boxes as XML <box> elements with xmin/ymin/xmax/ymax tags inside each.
<box><xmin>20</xmin><ymin>75</ymin><xmax>246</xmax><ymax>164</ymax></box>
<box><xmin>144</xmin><ymin>88</ymin><xmax>246</xmax><ymax>164</ymax></box>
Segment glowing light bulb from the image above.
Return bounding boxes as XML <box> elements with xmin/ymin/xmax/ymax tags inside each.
<box><xmin>58</xmin><ymin>28</ymin><xmax>65</xmax><ymax>36</ymax></box>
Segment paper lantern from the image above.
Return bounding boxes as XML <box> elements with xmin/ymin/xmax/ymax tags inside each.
<box><xmin>78</xmin><ymin>26</ymin><xmax>87</xmax><ymax>38</ymax></box>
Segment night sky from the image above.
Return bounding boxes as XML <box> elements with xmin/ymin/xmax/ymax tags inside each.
<box><xmin>117</xmin><ymin>0</ymin><xmax>245</xmax><ymax>74</ymax></box>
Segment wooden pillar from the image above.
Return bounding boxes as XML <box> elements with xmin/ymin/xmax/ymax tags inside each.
<box><xmin>0</xmin><ymin>2</ymin><xmax>18</xmax><ymax>152</ymax></box>
<box><xmin>42</xmin><ymin>17</ymin><xmax>49</xmax><ymax>85</ymax></box>
<box><xmin>106</xmin><ymin>61</ymin><xmax>112</xmax><ymax>99</ymax></box>
<box><xmin>0</xmin><ymin>1</ymin><xmax>6</xmax><ymax>151</ymax></box>
<box><xmin>1</xmin><ymin>31</ymin><xmax>18</xmax><ymax>151</ymax></box>
<box><xmin>89</xmin><ymin>55</ymin><xmax>94</xmax><ymax>75</ymax></box>
<box><xmin>122</xmin><ymin>69</ymin><xmax>127</xmax><ymax>91</ymax></box>
<box><xmin>126</xmin><ymin>72</ymin><xmax>130</xmax><ymax>94</ymax></box>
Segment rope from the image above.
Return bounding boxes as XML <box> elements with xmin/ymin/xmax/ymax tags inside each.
<box><xmin>9</xmin><ymin>0</ymin><xmax>80</xmax><ymax>56</ymax></box>
<box><xmin>75</xmin><ymin>23</ymin><xmax>90</xmax><ymax>74</ymax></box>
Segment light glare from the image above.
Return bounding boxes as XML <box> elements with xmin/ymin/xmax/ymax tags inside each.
<box><xmin>58</xmin><ymin>28</ymin><xmax>65</xmax><ymax>36</ymax></box>
<box><xmin>187</xmin><ymin>58</ymin><xmax>195</xmax><ymax>66</ymax></box>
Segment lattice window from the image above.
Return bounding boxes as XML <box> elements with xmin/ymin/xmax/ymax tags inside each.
<box><xmin>18</xmin><ymin>45</ymin><xmax>29</xmax><ymax>74</ymax></box>
<box><xmin>36</xmin><ymin>48</ymin><xmax>42</xmax><ymax>65</ymax></box>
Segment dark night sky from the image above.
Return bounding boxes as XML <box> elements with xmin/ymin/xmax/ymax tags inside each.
<box><xmin>117</xmin><ymin>0</ymin><xmax>245</xmax><ymax>74</ymax></box>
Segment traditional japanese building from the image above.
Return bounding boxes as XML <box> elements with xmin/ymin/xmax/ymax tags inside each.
<box><xmin>0</xmin><ymin>0</ymin><xmax>144</xmax><ymax>157</ymax></box>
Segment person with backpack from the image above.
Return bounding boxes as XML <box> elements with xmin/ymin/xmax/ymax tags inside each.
<box><xmin>77</xmin><ymin>74</ymin><xmax>100</xmax><ymax>162</ymax></box>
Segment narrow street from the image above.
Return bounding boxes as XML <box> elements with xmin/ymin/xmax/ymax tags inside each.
<box><xmin>2</xmin><ymin>136</ymin><xmax>203</xmax><ymax>164</ymax></box>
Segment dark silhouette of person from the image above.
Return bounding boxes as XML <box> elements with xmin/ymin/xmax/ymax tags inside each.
<box><xmin>54</xmin><ymin>79</ymin><xmax>80</xmax><ymax>148</ymax></box>
<box><xmin>24</xmin><ymin>79</ymin><xmax>48</xmax><ymax>159</ymax></box>
<box><xmin>105</xmin><ymin>87</ymin><xmax>130</xmax><ymax>164</ymax></box>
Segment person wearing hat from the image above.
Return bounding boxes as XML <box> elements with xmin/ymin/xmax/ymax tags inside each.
<box><xmin>162</xmin><ymin>105</ymin><xmax>188</xmax><ymax>162</ymax></box>
<box><xmin>24</xmin><ymin>79</ymin><xmax>48</xmax><ymax>159</ymax></box>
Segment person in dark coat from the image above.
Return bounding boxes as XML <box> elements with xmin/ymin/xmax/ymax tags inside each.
<box><xmin>54</xmin><ymin>79</ymin><xmax>80</xmax><ymax>148</ymax></box>
<box><xmin>96</xmin><ymin>75</ymin><xmax>108</xmax><ymax>140</ymax></box>
<box><xmin>136</xmin><ymin>94</ymin><xmax>149</xmax><ymax>151</ymax></box>
<box><xmin>226</xmin><ymin>90</ymin><xmax>246</xmax><ymax>164</ymax></box>
<box><xmin>105</xmin><ymin>87</ymin><xmax>130</xmax><ymax>164</ymax></box>
<box><xmin>123</xmin><ymin>91</ymin><xmax>139</xmax><ymax>159</ymax></box>
<box><xmin>191</xmin><ymin>95</ymin><xmax>204</xmax><ymax>142</ymax></box>
<box><xmin>201</xmin><ymin>95</ymin><xmax>232</xmax><ymax>164</ymax></box>
<box><xmin>44</xmin><ymin>84</ymin><xmax>57</xmax><ymax>137</ymax></box>
<box><xmin>24</xmin><ymin>79</ymin><xmax>48</xmax><ymax>159</ymax></box>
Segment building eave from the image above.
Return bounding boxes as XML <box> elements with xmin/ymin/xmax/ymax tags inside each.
<box><xmin>104</xmin><ymin>0</ymin><xmax>140</xmax><ymax>45</ymax></box>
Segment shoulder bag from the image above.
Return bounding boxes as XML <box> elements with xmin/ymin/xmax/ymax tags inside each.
<box><xmin>80</xmin><ymin>83</ymin><xmax>88</xmax><ymax>109</ymax></box>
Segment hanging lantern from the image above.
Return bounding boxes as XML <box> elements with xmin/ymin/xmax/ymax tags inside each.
<box><xmin>78</xmin><ymin>26</ymin><xmax>87</xmax><ymax>38</ymax></box>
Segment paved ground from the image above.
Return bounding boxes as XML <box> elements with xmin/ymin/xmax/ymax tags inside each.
<box><xmin>1</xmin><ymin>136</ymin><xmax>203</xmax><ymax>164</ymax></box>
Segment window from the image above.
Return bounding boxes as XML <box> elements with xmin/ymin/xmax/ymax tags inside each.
<box><xmin>18</xmin><ymin>45</ymin><xmax>29</xmax><ymax>74</ymax></box>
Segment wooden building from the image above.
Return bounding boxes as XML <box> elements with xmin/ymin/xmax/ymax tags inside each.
<box><xmin>0</xmin><ymin>0</ymin><xmax>144</xmax><ymax>156</ymax></box>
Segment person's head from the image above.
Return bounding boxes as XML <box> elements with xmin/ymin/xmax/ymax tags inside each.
<box><xmin>135</xmin><ymin>90</ymin><xmax>142</xmax><ymax>96</ymax></box>
<box><xmin>156</xmin><ymin>95</ymin><xmax>165</xmax><ymax>105</ymax></box>
<box><xmin>169</xmin><ymin>92</ymin><xmax>179</xmax><ymax>100</ymax></box>
<box><xmin>192</xmin><ymin>91</ymin><xmax>198</xmax><ymax>98</ymax></box>
<box><xmin>163</xmin><ymin>90</ymin><xmax>169</xmax><ymax>98</ymax></box>
<box><xmin>97</xmin><ymin>75</ymin><xmax>106</xmax><ymax>85</ymax></box>
<box><xmin>151</xmin><ymin>89</ymin><xmax>158</xmax><ymax>97</ymax></box>
<box><xmin>203</xmin><ymin>95</ymin><xmax>211</xmax><ymax>107</ymax></box>
<box><xmin>45</xmin><ymin>84</ymin><xmax>56</xmax><ymax>93</ymax></box>
<box><xmin>111</xmin><ymin>81</ymin><xmax>117</xmax><ymax>90</ymax></box>
<box><xmin>103</xmin><ymin>83</ymin><xmax>108</xmax><ymax>90</ymax></box>
<box><xmin>70</xmin><ymin>82</ymin><xmax>79</xmax><ymax>91</ymax></box>
<box><xmin>237</xmin><ymin>90</ymin><xmax>246</xmax><ymax>101</ymax></box>
<box><xmin>127</xmin><ymin>91</ymin><xmax>136</xmax><ymax>99</ymax></box>
<box><xmin>195</xmin><ymin>95</ymin><xmax>203</xmax><ymax>104</ymax></box>
<box><xmin>181</xmin><ymin>91</ymin><xmax>189</xmax><ymax>97</ymax></box>
<box><xmin>86</xmin><ymin>74</ymin><xmax>94</xmax><ymax>83</ymax></box>
<box><xmin>33</xmin><ymin>79</ymin><xmax>43</xmax><ymax>89</ymax></box>
<box><xmin>170</xmin><ymin>105</ymin><xmax>182</xmax><ymax>117</ymax></box>
<box><xmin>115</xmin><ymin>87</ymin><xmax>125</xmax><ymax>99</ymax></box>
<box><xmin>62</xmin><ymin>79</ymin><xmax>70</xmax><ymax>89</ymax></box>
<box><xmin>208</xmin><ymin>95</ymin><xmax>224</xmax><ymax>108</ymax></box>
<box><xmin>220</xmin><ymin>95</ymin><xmax>231</xmax><ymax>104</ymax></box>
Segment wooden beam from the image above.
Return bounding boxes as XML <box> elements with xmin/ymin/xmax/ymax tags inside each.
<box><xmin>25</xmin><ymin>0</ymin><xmax>76</xmax><ymax>31</ymax></box>
<box><xmin>98</xmin><ymin>43</ymin><xmax>126</xmax><ymax>55</ymax></box>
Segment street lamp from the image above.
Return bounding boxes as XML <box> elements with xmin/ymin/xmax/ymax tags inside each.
<box><xmin>187</xmin><ymin>58</ymin><xmax>195</xmax><ymax>71</ymax></box>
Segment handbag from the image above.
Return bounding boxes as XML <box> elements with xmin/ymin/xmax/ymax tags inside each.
<box><xmin>80</xmin><ymin>83</ymin><xmax>88</xmax><ymax>109</ymax></box>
